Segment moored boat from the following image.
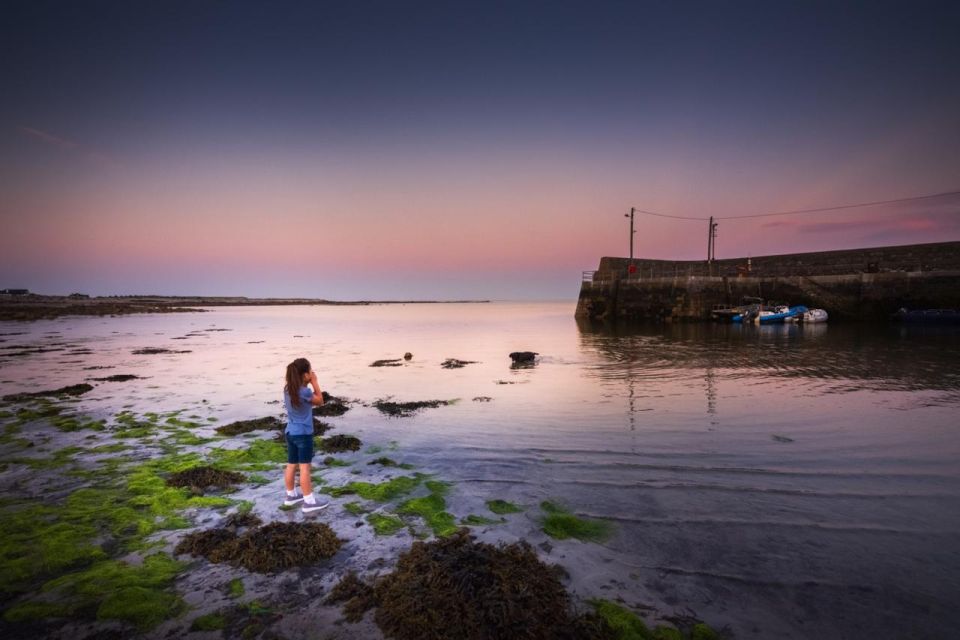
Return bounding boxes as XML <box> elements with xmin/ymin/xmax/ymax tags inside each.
<box><xmin>892</xmin><ymin>308</ymin><xmax>960</xmax><ymax>324</ymax></box>
<box><xmin>801</xmin><ymin>308</ymin><xmax>828</xmax><ymax>323</ymax></box>
<box><xmin>756</xmin><ymin>305</ymin><xmax>808</xmax><ymax>324</ymax></box>
<box><xmin>733</xmin><ymin>304</ymin><xmax>808</xmax><ymax>324</ymax></box>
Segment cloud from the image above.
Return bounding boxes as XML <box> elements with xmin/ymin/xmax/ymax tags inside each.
<box><xmin>18</xmin><ymin>126</ymin><xmax>119</xmax><ymax>168</ymax></box>
<box><xmin>796</xmin><ymin>220</ymin><xmax>867</xmax><ymax>234</ymax></box>
<box><xmin>19</xmin><ymin>126</ymin><xmax>79</xmax><ymax>150</ymax></box>
<box><xmin>760</xmin><ymin>220</ymin><xmax>794</xmax><ymax>229</ymax></box>
<box><xmin>790</xmin><ymin>213</ymin><xmax>960</xmax><ymax>242</ymax></box>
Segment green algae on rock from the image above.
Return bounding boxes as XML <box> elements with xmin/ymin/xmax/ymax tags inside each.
<box><xmin>323</xmin><ymin>475</ymin><xmax>423</xmax><ymax>501</ymax></box>
<box><xmin>227</xmin><ymin>577</ymin><xmax>245</xmax><ymax>598</ymax></box>
<box><xmin>397</xmin><ymin>493</ymin><xmax>457</xmax><ymax>537</ymax></box>
<box><xmin>590</xmin><ymin>599</ymin><xmax>651</xmax><ymax>639</ymax></box>
<box><xmin>164</xmin><ymin>416</ymin><xmax>203</xmax><ymax>429</ymax></box>
<box><xmin>4</xmin><ymin>553</ymin><xmax>188</xmax><ymax>631</ymax></box>
<box><xmin>486</xmin><ymin>499</ymin><xmax>524</xmax><ymax>515</ymax></box>
<box><xmin>191</xmin><ymin>612</ymin><xmax>228</xmax><ymax>631</ymax></box>
<box><xmin>113</xmin><ymin>410</ymin><xmax>162</xmax><ymax>438</ymax></box>
<box><xmin>367</xmin><ymin>512</ymin><xmax>406</xmax><ymax>536</ymax></box>
<box><xmin>0</xmin><ymin>502</ymin><xmax>107</xmax><ymax>595</ymax></box>
<box><xmin>208</xmin><ymin>439</ymin><xmax>286</xmax><ymax>471</ymax></box>
<box><xmin>423</xmin><ymin>479</ymin><xmax>452</xmax><ymax>495</ymax></box>
<box><xmin>653</xmin><ymin>626</ymin><xmax>685</xmax><ymax>640</ymax></box>
<box><xmin>163</xmin><ymin>429</ymin><xmax>216</xmax><ymax>446</ymax></box>
<box><xmin>461</xmin><ymin>514</ymin><xmax>504</xmax><ymax>526</ymax></box>
<box><xmin>690</xmin><ymin>624</ymin><xmax>722</xmax><ymax>640</ymax></box>
<box><xmin>344</xmin><ymin>501</ymin><xmax>370</xmax><ymax>515</ymax></box>
<box><xmin>589</xmin><ymin>599</ymin><xmax>721</xmax><ymax>640</ymax></box>
<box><xmin>541</xmin><ymin>501</ymin><xmax>614</xmax><ymax>543</ymax></box>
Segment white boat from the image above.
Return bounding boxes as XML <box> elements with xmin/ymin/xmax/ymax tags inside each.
<box><xmin>801</xmin><ymin>308</ymin><xmax>828</xmax><ymax>323</ymax></box>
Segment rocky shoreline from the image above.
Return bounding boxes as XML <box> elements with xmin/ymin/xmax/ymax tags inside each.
<box><xmin>0</xmin><ymin>382</ymin><xmax>722</xmax><ymax>640</ymax></box>
<box><xmin>0</xmin><ymin>295</ymin><xmax>490</xmax><ymax>322</ymax></box>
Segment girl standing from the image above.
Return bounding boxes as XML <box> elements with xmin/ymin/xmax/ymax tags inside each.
<box><xmin>283</xmin><ymin>357</ymin><xmax>328</xmax><ymax>513</ymax></box>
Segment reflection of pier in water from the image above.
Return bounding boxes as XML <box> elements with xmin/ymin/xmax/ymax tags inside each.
<box><xmin>576</xmin><ymin>318</ymin><xmax>960</xmax><ymax>401</ymax></box>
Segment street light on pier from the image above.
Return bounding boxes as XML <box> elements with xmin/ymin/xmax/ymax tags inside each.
<box><xmin>624</xmin><ymin>207</ymin><xmax>636</xmax><ymax>261</ymax></box>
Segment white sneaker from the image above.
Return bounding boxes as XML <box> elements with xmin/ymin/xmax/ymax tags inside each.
<box><xmin>283</xmin><ymin>489</ymin><xmax>304</xmax><ymax>506</ymax></box>
<box><xmin>302</xmin><ymin>500</ymin><xmax>329</xmax><ymax>514</ymax></box>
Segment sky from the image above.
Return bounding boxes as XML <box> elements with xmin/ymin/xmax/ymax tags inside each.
<box><xmin>1</xmin><ymin>0</ymin><xmax>959</xmax><ymax>300</ymax></box>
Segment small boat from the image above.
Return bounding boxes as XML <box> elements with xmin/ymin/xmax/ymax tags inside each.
<box><xmin>715</xmin><ymin>297</ymin><xmax>763</xmax><ymax>323</ymax></box>
<box><xmin>892</xmin><ymin>308</ymin><xmax>960</xmax><ymax>324</ymax></box>
<box><xmin>711</xmin><ymin>305</ymin><xmax>744</xmax><ymax>321</ymax></box>
<box><xmin>801</xmin><ymin>308</ymin><xmax>828</xmax><ymax>323</ymax></box>
<box><xmin>733</xmin><ymin>304</ymin><xmax>807</xmax><ymax>324</ymax></box>
<box><xmin>757</xmin><ymin>305</ymin><xmax>807</xmax><ymax>324</ymax></box>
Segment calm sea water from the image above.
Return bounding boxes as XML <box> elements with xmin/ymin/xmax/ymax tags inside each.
<box><xmin>2</xmin><ymin>301</ymin><xmax>959</xmax><ymax>639</ymax></box>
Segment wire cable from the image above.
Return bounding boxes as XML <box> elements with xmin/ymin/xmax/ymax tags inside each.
<box><xmin>631</xmin><ymin>189</ymin><xmax>960</xmax><ymax>222</ymax></box>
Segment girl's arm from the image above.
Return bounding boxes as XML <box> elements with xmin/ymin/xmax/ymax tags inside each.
<box><xmin>309</xmin><ymin>371</ymin><xmax>325</xmax><ymax>406</ymax></box>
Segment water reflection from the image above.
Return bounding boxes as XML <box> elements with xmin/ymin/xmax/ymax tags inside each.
<box><xmin>573</xmin><ymin>317</ymin><xmax>960</xmax><ymax>639</ymax></box>
<box><xmin>576</xmin><ymin>319</ymin><xmax>960</xmax><ymax>393</ymax></box>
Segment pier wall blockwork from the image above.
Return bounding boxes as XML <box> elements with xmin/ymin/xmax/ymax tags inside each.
<box><xmin>576</xmin><ymin>242</ymin><xmax>960</xmax><ymax>322</ymax></box>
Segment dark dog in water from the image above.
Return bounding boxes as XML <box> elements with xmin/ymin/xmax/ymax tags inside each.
<box><xmin>508</xmin><ymin>351</ymin><xmax>538</xmax><ymax>364</ymax></box>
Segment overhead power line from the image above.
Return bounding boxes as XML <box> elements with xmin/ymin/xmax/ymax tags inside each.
<box><xmin>631</xmin><ymin>189</ymin><xmax>960</xmax><ymax>222</ymax></box>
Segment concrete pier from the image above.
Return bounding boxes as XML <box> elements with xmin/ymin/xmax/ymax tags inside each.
<box><xmin>576</xmin><ymin>241</ymin><xmax>960</xmax><ymax>322</ymax></box>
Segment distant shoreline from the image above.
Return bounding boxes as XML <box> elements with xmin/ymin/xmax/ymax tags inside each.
<box><xmin>0</xmin><ymin>295</ymin><xmax>491</xmax><ymax>322</ymax></box>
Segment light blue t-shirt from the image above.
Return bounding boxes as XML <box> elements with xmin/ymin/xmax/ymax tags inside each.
<box><xmin>284</xmin><ymin>386</ymin><xmax>314</xmax><ymax>435</ymax></box>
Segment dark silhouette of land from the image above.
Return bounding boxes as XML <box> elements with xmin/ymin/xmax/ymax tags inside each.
<box><xmin>0</xmin><ymin>294</ymin><xmax>489</xmax><ymax>321</ymax></box>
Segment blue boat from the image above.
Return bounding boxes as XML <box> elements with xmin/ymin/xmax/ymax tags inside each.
<box><xmin>733</xmin><ymin>305</ymin><xmax>808</xmax><ymax>324</ymax></box>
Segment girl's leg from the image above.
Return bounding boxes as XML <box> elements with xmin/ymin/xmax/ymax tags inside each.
<box><xmin>298</xmin><ymin>463</ymin><xmax>313</xmax><ymax>496</ymax></box>
<box><xmin>284</xmin><ymin>463</ymin><xmax>297</xmax><ymax>492</ymax></box>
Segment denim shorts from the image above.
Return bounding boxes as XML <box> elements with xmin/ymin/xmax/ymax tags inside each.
<box><xmin>286</xmin><ymin>433</ymin><xmax>314</xmax><ymax>464</ymax></box>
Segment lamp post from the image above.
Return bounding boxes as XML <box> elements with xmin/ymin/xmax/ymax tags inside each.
<box><xmin>624</xmin><ymin>207</ymin><xmax>635</xmax><ymax>260</ymax></box>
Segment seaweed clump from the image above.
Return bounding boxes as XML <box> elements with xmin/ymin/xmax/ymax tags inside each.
<box><xmin>313</xmin><ymin>392</ymin><xmax>351</xmax><ymax>417</ymax></box>
<box><xmin>338</xmin><ymin>529</ymin><xmax>613</xmax><ymax>639</ymax></box>
<box><xmin>176</xmin><ymin>522</ymin><xmax>342</xmax><ymax>573</ymax></box>
<box><xmin>165</xmin><ymin>466</ymin><xmax>246</xmax><ymax>492</ymax></box>
<box><xmin>370</xmin><ymin>359</ymin><xmax>404</xmax><ymax>367</ymax></box>
<box><xmin>90</xmin><ymin>374</ymin><xmax>141</xmax><ymax>382</ymax></box>
<box><xmin>3</xmin><ymin>383</ymin><xmax>94</xmax><ymax>401</ymax></box>
<box><xmin>441</xmin><ymin>358</ymin><xmax>477</xmax><ymax>369</ymax></box>
<box><xmin>321</xmin><ymin>434</ymin><xmax>362</xmax><ymax>453</ymax></box>
<box><xmin>326</xmin><ymin>571</ymin><xmax>376</xmax><ymax>622</ymax></box>
<box><xmin>131</xmin><ymin>347</ymin><xmax>191</xmax><ymax>355</ymax></box>
<box><xmin>374</xmin><ymin>399</ymin><xmax>453</xmax><ymax>418</ymax></box>
<box><xmin>216</xmin><ymin>416</ymin><xmax>283</xmax><ymax>436</ymax></box>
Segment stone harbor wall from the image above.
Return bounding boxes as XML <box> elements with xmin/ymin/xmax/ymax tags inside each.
<box><xmin>576</xmin><ymin>241</ymin><xmax>960</xmax><ymax>322</ymax></box>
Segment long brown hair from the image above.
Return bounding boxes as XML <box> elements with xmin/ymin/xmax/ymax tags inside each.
<box><xmin>285</xmin><ymin>358</ymin><xmax>311</xmax><ymax>408</ymax></box>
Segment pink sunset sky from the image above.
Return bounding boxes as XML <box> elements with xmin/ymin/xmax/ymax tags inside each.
<box><xmin>1</xmin><ymin>2</ymin><xmax>958</xmax><ymax>299</ymax></box>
